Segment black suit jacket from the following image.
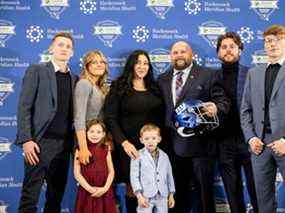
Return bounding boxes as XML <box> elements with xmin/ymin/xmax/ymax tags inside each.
<box><xmin>15</xmin><ymin>61</ymin><xmax>78</xmax><ymax>146</ymax></box>
<box><xmin>158</xmin><ymin>63</ymin><xmax>229</xmax><ymax>157</ymax></box>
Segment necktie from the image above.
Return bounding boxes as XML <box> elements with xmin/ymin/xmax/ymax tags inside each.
<box><xmin>175</xmin><ymin>71</ymin><xmax>184</xmax><ymax>102</ymax></box>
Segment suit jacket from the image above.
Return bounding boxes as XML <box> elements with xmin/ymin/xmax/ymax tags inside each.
<box><xmin>240</xmin><ymin>63</ymin><xmax>285</xmax><ymax>142</ymax></box>
<box><xmin>130</xmin><ymin>147</ymin><xmax>175</xmax><ymax>198</ymax></box>
<box><xmin>157</xmin><ymin>63</ymin><xmax>230</xmax><ymax>157</ymax></box>
<box><xmin>15</xmin><ymin>61</ymin><xmax>78</xmax><ymax>146</ymax></box>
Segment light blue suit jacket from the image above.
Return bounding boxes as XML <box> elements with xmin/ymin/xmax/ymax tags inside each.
<box><xmin>240</xmin><ymin>62</ymin><xmax>285</xmax><ymax>142</ymax></box>
<box><xmin>130</xmin><ymin>147</ymin><xmax>175</xmax><ymax>198</ymax></box>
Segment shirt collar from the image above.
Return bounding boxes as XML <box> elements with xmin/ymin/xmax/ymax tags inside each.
<box><xmin>51</xmin><ymin>59</ymin><xmax>70</xmax><ymax>73</ymax></box>
<box><xmin>267</xmin><ymin>57</ymin><xmax>285</xmax><ymax>67</ymax></box>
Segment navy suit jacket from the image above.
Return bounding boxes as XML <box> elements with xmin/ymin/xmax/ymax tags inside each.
<box><xmin>15</xmin><ymin>61</ymin><xmax>78</xmax><ymax>146</ymax></box>
<box><xmin>157</xmin><ymin>63</ymin><xmax>229</xmax><ymax>157</ymax></box>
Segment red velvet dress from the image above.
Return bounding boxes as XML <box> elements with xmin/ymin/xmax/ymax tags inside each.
<box><xmin>75</xmin><ymin>143</ymin><xmax>116</xmax><ymax>213</ymax></box>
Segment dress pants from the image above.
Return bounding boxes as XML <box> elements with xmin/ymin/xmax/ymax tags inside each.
<box><xmin>172</xmin><ymin>155</ymin><xmax>215</xmax><ymax>213</ymax></box>
<box><xmin>218</xmin><ymin>136</ymin><xmax>258</xmax><ymax>213</ymax></box>
<box><xmin>251</xmin><ymin>133</ymin><xmax>285</xmax><ymax>213</ymax></box>
<box><xmin>137</xmin><ymin>194</ymin><xmax>168</xmax><ymax>213</ymax></box>
<box><xmin>18</xmin><ymin>138</ymin><xmax>70</xmax><ymax>213</ymax></box>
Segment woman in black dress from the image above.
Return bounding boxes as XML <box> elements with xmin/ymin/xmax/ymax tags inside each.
<box><xmin>104</xmin><ymin>50</ymin><xmax>164</xmax><ymax>211</ymax></box>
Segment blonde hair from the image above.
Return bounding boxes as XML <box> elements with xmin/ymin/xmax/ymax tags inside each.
<box><xmin>140</xmin><ymin>123</ymin><xmax>161</xmax><ymax>137</ymax></box>
<box><xmin>80</xmin><ymin>50</ymin><xmax>109</xmax><ymax>94</ymax></box>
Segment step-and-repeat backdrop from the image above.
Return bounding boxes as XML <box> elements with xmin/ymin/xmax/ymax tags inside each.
<box><xmin>1</xmin><ymin>0</ymin><xmax>285</xmax><ymax>212</ymax></box>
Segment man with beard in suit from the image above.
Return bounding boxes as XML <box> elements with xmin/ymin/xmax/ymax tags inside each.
<box><xmin>158</xmin><ymin>41</ymin><xmax>229</xmax><ymax>213</ymax></box>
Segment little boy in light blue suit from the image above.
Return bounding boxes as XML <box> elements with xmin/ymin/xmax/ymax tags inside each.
<box><xmin>130</xmin><ymin>124</ymin><xmax>175</xmax><ymax>213</ymax></box>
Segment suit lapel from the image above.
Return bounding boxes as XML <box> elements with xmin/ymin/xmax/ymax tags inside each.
<box><xmin>258</xmin><ymin>64</ymin><xmax>266</xmax><ymax>107</ymax></box>
<box><xmin>46</xmin><ymin>62</ymin><xmax>57</xmax><ymax>108</ymax></box>
<box><xmin>271</xmin><ymin>64</ymin><xmax>285</xmax><ymax>101</ymax></box>
<box><xmin>176</xmin><ymin>63</ymin><xmax>199</xmax><ymax>107</ymax></box>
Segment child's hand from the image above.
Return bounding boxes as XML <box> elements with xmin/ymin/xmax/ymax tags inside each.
<box><xmin>91</xmin><ymin>187</ymin><xmax>106</xmax><ymax>197</ymax></box>
<box><xmin>137</xmin><ymin>193</ymin><xmax>149</xmax><ymax>208</ymax></box>
<box><xmin>168</xmin><ymin>193</ymin><xmax>175</xmax><ymax>208</ymax></box>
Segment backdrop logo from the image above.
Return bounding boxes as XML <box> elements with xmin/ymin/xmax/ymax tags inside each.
<box><xmin>41</xmin><ymin>0</ymin><xmax>69</xmax><ymax>19</ymax></box>
<box><xmin>276</xmin><ymin>171</ymin><xmax>283</xmax><ymax>192</ymax></box>
<box><xmin>252</xmin><ymin>49</ymin><xmax>268</xmax><ymax>65</ymax></box>
<box><xmin>250</xmin><ymin>0</ymin><xmax>278</xmax><ymax>21</ymax></box>
<box><xmin>0</xmin><ymin>200</ymin><xmax>8</xmax><ymax>213</ymax></box>
<box><xmin>146</xmin><ymin>0</ymin><xmax>174</xmax><ymax>19</ymax></box>
<box><xmin>80</xmin><ymin>0</ymin><xmax>96</xmax><ymax>14</ymax></box>
<box><xmin>184</xmin><ymin>0</ymin><xmax>201</xmax><ymax>15</ymax></box>
<box><xmin>0</xmin><ymin>137</ymin><xmax>12</xmax><ymax>160</ymax></box>
<box><xmin>39</xmin><ymin>50</ymin><xmax>52</xmax><ymax>63</ymax></box>
<box><xmin>0</xmin><ymin>77</ymin><xmax>14</xmax><ymax>106</ymax></box>
<box><xmin>237</xmin><ymin>27</ymin><xmax>254</xmax><ymax>44</ymax></box>
<box><xmin>26</xmin><ymin>26</ymin><xmax>44</xmax><ymax>43</ymax></box>
<box><xmin>215</xmin><ymin>197</ymin><xmax>230</xmax><ymax>213</ymax></box>
<box><xmin>192</xmin><ymin>53</ymin><xmax>203</xmax><ymax>66</ymax></box>
<box><xmin>149</xmin><ymin>48</ymin><xmax>171</xmax><ymax>76</ymax></box>
<box><xmin>132</xmin><ymin>26</ymin><xmax>150</xmax><ymax>43</ymax></box>
<box><xmin>93</xmin><ymin>20</ymin><xmax>122</xmax><ymax>47</ymax></box>
<box><xmin>0</xmin><ymin>20</ymin><xmax>16</xmax><ymax>47</ymax></box>
<box><xmin>198</xmin><ymin>21</ymin><xmax>226</xmax><ymax>48</ymax></box>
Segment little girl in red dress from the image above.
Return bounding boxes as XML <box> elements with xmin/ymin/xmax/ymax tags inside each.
<box><xmin>74</xmin><ymin>119</ymin><xmax>116</xmax><ymax>213</ymax></box>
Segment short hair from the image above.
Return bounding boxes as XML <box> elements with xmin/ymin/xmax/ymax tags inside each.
<box><xmin>216</xmin><ymin>32</ymin><xmax>243</xmax><ymax>53</ymax></box>
<box><xmin>263</xmin><ymin>24</ymin><xmax>285</xmax><ymax>37</ymax></box>
<box><xmin>51</xmin><ymin>32</ymin><xmax>74</xmax><ymax>46</ymax></box>
<box><xmin>140</xmin><ymin>123</ymin><xmax>161</xmax><ymax>137</ymax></box>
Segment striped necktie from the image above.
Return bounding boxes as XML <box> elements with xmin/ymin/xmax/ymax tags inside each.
<box><xmin>175</xmin><ymin>71</ymin><xmax>184</xmax><ymax>101</ymax></box>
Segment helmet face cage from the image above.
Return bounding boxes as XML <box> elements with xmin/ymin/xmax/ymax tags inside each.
<box><xmin>173</xmin><ymin>99</ymin><xmax>219</xmax><ymax>137</ymax></box>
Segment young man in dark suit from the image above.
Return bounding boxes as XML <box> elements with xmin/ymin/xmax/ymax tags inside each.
<box><xmin>158</xmin><ymin>41</ymin><xmax>229</xmax><ymax>213</ymax></box>
<box><xmin>215</xmin><ymin>32</ymin><xmax>258</xmax><ymax>213</ymax></box>
<box><xmin>15</xmin><ymin>32</ymin><xmax>78</xmax><ymax>213</ymax></box>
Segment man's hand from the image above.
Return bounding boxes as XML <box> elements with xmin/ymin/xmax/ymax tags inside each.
<box><xmin>249</xmin><ymin>137</ymin><xmax>264</xmax><ymax>155</ymax></box>
<box><xmin>78</xmin><ymin>147</ymin><xmax>92</xmax><ymax>165</ymax></box>
<box><xmin>23</xmin><ymin>140</ymin><xmax>40</xmax><ymax>165</ymax></box>
<box><xmin>203</xmin><ymin>102</ymin><xmax>218</xmax><ymax>117</ymax></box>
<box><xmin>267</xmin><ymin>139</ymin><xmax>285</xmax><ymax>156</ymax></box>
<box><xmin>122</xmin><ymin>140</ymin><xmax>139</xmax><ymax>159</ymax></box>
<box><xmin>136</xmin><ymin>193</ymin><xmax>149</xmax><ymax>208</ymax></box>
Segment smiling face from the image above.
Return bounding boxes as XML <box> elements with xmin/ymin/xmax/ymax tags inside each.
<box><xmin>140</xmin><ymin>130</ymin><xmax>161</xmax><ymax>153</ymax></box>
<box><xmin>170</xmin><ymin>41</ymin><xmax>193</xmax><ymax>70</ymax></box>
<box><xmin>133</xmin><ymin>54</ymin><xmax>150</xmax><ymax>80</ymax></box>
<box><xmin>87</xmin><ymin>54</ymin><xmax>106</xmax><ymax>78</ymax></box>
<box><xmin>49</xmin><ymin>36</ymin><xmax>73</xmax><ymax>63</ymax></box>
<box><xmin>218</xmin><ymin>38</ymin><xmax>241</xmax><ymax>64</ymax></box>
<box><xmin>87</xmin><ymin>124</ymin><xmax>106</xmax><ymax>144</ymax></box>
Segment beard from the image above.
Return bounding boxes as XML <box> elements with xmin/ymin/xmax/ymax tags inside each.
<box><xmin>220</xmin><ymin>53</ymin><xmax>239</xmax><ymax>64</ymax></box>
<box><xmin>173</xmin><ymin>58</ymin><xmax>191</xmax><ymax>70</ymax></box>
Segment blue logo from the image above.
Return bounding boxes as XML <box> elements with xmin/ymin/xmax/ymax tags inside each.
<box><xmin>184</xmin><ymin>0</ymin><xmax>201</xmax><ymax>15</ymax></box>
<box><xmin>41</xmin><ymin>0</ymin><xmax>69</xmax><ymax>19</ymax></box>
<box><xmin>0</xmin><ymin>19</ymin><xmax>16</xmax><ymax>47</ymax></box>
<box><xmin>146</xmin><ymin>0</ymin><xmax>174</xmax><ymax>19</ymax></box>
<box><xmin>149</xmin><ymin>48</ymin><xmax>170</xmax><ymax>77</ymax></box>
<box><xmin>250</xmin><ymin>0</ymin><xmax>279</xmax><ymax>21</ymax></box>
<box><xmin>0</xmin><ymin>137</ymin><xmax>12</xmax><ymax>160</ymax></box>
<box><xmin>39</xmin><ymin>49</ymin><xmax>52</xmax><ymax>63</ymax></box>
<box><xmin>93</xmin><ymin>20</ymin><xmax>122</xmax><ymax>47</ymax></box>
<box><xmin>0</xmin><ymin>77</ymin><xmax>14</xmax><ymax>106</ymax></box>
<box><xmin>80</xmin><ymin>0</ymin><xmax>97</xmax><ymax>14</ymax></box>
<box><xmin>198</xmin><ymin>21</ymin><xmax>226</xmax><ymax>48</ymax></box>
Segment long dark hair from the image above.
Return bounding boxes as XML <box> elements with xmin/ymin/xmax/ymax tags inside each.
<box><xmin>112</xmin><ymin>50</ymin><xmax>160</xmax><ymax>96</ymax></box>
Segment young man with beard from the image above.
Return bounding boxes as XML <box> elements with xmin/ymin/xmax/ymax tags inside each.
<box><xmin>157</xmin><ymin>41</ymin><xmax>229</xmax><ymax>213</ymax></box>
<box><xmin>241</xmin><ymin>25</ymin><xmax>285</xmax><ymax>213</ymax></box>
<box><xmin>215</xmin><ymin>32</ymin><xmax>258</xmax><ymax>213</ymax></box>
<box><xmin>15</xmin><ymin>32</ymin><xmax>78</xmax><ymax>213</ymax></box>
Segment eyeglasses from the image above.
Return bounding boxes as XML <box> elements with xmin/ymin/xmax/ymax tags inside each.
<box><xmin>264</xmin><ymin>36</ymin><xmax>285</xmax><ymax>44</ymax></box>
